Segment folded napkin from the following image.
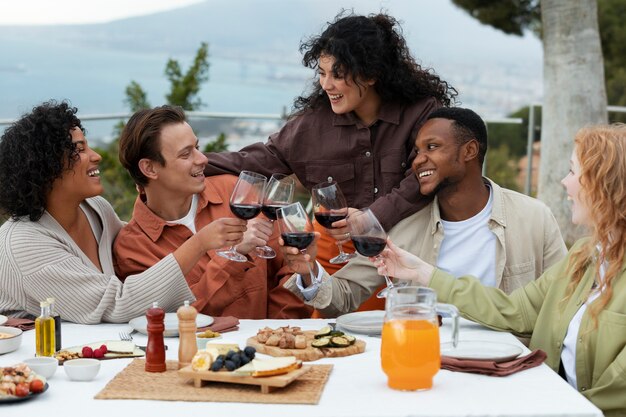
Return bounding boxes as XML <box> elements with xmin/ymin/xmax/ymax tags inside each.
<box><xmin>198</xmin><ymin>316</ymin><xmax>239</xmax><ymax>333</ymax></box>
<box><xmin>3</xmin><ymin>317</ymin><xmax>36</xmax><ymax>331</ymax></box>
<box><xmin>441</xmin><ymin>349</ymin><xmax>547</xmax><ymax>376</ymax></box>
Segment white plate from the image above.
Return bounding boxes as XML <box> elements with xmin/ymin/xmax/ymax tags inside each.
<box><xmin>336</xmin><ymin>310</ymin><xmax>385</xmax><ymax>336</ymax></box>
<box><xmin>0</xmin><ymin>315</ymin><xmax>7</xmax><ymax>326</ymax></box>
<box><xmin>129</xmin><ymin>313</ymin><xmax>214</xmax><ymax>337</ymax></box>
<box><xmin>441</xmin><ymin>341</ymin><xmax>523</xmax><ymax>363</ymax></box>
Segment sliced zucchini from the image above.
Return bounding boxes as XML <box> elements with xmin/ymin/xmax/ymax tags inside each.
<box><xmin>330</xmin><ymin>336</ymin><xmax>350</xmax><ymax>347</ymax></box>
<box><xmin>344</xmin><ymin>335</ymin><xmax>356</xmax><ymax>344</ymax></box>
<box><xmin>314</xmin><ymin>326</ymin><xmax>332</xmax><ymax>339</ymax></box>
<box><xmin>329</xmin><ymin>330</ymin><xmax>345</xmax><ymax>337</ymax></box>
<box><xmin>312</xmin><ymin>338</ymin><xmax>331</xmax><ymax>348</ymax></box>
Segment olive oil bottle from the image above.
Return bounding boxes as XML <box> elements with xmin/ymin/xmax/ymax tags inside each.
<box><xmin>35</xmin><ymin>301</ymin><xmax>56</xmax><ymax>357</ymax></box>
<box><xmin>47</xmin><ymin>297</ymin><xmax>62</xmax><ymax>351</ymax></box>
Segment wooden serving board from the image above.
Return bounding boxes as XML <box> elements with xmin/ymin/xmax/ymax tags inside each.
<box><xmin>246</xmin><ymin>331</ymin><xmax>365</xmax><ymax>362</ymax></box>
<box><xmin>58</xmin><ymin>340</ymin><xmax>144</xmax><ymax>363</ymax></box>
<box><xmin>178</xmin><ymin>364</ymin><xmax>311</xmax><ymax>394</ymax></box>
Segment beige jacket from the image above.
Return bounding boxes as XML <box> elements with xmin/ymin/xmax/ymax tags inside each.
<box><xmin>284</xmin><ymin>178</ymin><xmax>567</xmax><ymax>317</ymax></box>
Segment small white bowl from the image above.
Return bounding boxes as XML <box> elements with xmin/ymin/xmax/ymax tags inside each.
<box><xmin>196</xmin><ymin>333</ymin><xmax>222</xmax><ymax>350</ymax></box>
<box><xmin>23</xmin><ymin>357</ymin><xmax>58</xmax><ymax>379</ymax></box>
<box><xmin>64</xmin><ymin>358</ymin><xmax>101</xmax><ymax>381</ymax></box>
<box><xmin>0</xmin><ymin>326</ymin><xmax>23</xmax><ymax>354</ymax></box>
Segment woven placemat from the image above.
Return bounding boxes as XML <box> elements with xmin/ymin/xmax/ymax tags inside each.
<box><xmin>95</xmin><ymin>359</ymin><xmax>333</xmax><ymax>405</ymax></box>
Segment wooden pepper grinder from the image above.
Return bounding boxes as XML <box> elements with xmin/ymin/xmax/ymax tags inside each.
<box><xmin>145</xmin><ymin>301</ymin><xmax>166</xmax><ymax>372</ymax></box>
<box><xmin>177</xmin><ymin>300</ymin><xmax>198</xmax><ymax>369</ymax></box>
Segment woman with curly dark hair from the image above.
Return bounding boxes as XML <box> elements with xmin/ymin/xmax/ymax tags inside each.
<box><xmin>203</xmin><ymin>11</ymin><xmax>457</xmax><ymax>311</ymax></box>
<box><xmin>0</xmin><ymin>101</ymin><xmax>245</xmax><ymax>324</ymax></box>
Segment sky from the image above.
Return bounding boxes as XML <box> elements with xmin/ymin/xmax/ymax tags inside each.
<box><xmin>0</xmin><ymin>0</ymin><xmax>204</xmax><ymax>25</ymax></box>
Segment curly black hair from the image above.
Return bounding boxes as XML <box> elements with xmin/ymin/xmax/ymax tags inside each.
<box><xmin>292</xmin><ymin>11</ymin><xmax>458</xmax><ymax>114</ymax></box>
<box><xmin>0</xmin><ymin>100</ymin><xmax>83</xmax><ymax>221</ymax></box>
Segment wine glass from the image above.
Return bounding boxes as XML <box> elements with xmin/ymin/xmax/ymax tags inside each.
<box><xmin>256</xmin><ymin>174</ymin><xmax>295</xmax><ymax>259</ymax></box>
<box><xmin>311</xmin><ymin>181</ymin><xmax>357</xmax><ymax>264</ymax></box>
<box><xmin>276</xmin><ymin>202</ymin><xmax>317</xmax><ymax>281</ymax></box>
<box><xmin>216</xmin><ymin>171</ymin><xmax>267</xmax><ymax>262</ymax></box>
<box><xmin>347</xmin><ymin>208</ymin><xmax>407</xmax><ymax>298</ymax></box>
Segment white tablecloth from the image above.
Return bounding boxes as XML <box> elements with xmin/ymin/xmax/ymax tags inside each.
<box><xmin>0</xmin><ymin>318</ymin><xmax>602</xmax><ymax>417</ymax></box>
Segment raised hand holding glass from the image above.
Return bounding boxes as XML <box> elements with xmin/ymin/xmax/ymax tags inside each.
<box><xmin>311</xmin><ymin>181</ymin><xmax>356</xmax><ymax>264</ymax></box>
<box><xmin>216</xmin><ymin>171</ymin><xmax>266</xmax><ymax>262</ymax></box>
<box><xmin>276</xmin><ymin>202</ymin><xmax>317</xmax><ymax>281</ymax></box>
<box><xmin>256</xmin><ymin>174</ymin><xmax>295</xmax><ymax>258</ymax></box>
<box><xmin>347</xmin><ymin>208</ymin><xmax>407</xmax><ymax>298</ymax></box>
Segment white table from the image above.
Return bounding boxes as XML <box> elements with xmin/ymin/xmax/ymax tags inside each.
<box><xmin>0</xmin><ymin>318</ymin><xmax>602</xmax><ymax>417</ymax></box>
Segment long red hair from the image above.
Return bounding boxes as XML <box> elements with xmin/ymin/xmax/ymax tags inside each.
<box><xmin>564</xmin><ymin>124</ymin><xmax>626</xmax><ymax>322</ymax></box>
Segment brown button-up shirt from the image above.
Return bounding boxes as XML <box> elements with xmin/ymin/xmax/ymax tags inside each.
<box><xmin>113</xmin><ymin>175</ymin><xmax>312</xmax><ymax>319</ymax></box>
<box><xmin>203</xmin><ymin>99</ymin><xmax>439</xmax><ymax>231</ymax></box>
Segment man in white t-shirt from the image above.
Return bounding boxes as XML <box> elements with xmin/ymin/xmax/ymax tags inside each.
<box><xmin>281</xmin><ymin>107</ymin><xmax>567</xmax><ymax>317</ymax></box>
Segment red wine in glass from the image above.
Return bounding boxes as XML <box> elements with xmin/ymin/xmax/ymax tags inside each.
<box><xmin>261</xmin><ymin>204</ymin><xmax>287</xmax><ymax>221</ymax></box>
<box><xmin>313</xmin><ymin>212</ymin><xmax>347</xmax><ymax>229</ymax></box>
<box><xmin>311</xmin><ymin>181</ymin><xmax>356</xmax><ymax>264</ymax></box>
<box><xmin>230</xmin><ymin>203</ymin><xmax>262</xmax><ymax>220</ymax></box>
<box><xmin>281</xmin><ymin>232</ymin><xmax>315</xmax><ymax>250</ymax></box>
<box><xmin>351</xmin><ymin>236</ymin><xmax>387</xmax><ymax>257</ymax></box>
<box><xmin>256</xmin><ymin>174</ymin><xmax>295</xmax><ymax>258</ymax></box>
<box><xmin>216</xmin><ymin>171</ymin><xmax>266</xmax><ymax>262</ymax></box>
<box><xmin>348</xmin><ymin>208</ymin><xmax>407</xmax><ymax>298</ymax></box>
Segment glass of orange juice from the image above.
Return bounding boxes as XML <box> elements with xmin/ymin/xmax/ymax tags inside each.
<box><xmin>381</xmin><ymin>286</ymin><xmax>458</xmax><ymax>391</ymax></box>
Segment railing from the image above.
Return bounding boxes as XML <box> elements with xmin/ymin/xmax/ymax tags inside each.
<box><xmin>3</xmin><ymin>106</ymin><xmax>626</xmax><ymax>197</ymax></box>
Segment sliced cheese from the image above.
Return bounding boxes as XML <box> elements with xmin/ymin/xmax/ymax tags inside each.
<box><xmin>103</xmin><ymin>341</ymin><xmax>135</xmax><ymax>354</ymax></box>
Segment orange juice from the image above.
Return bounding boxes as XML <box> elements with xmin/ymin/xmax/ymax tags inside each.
<box><xmin>381</xmin><ymin>319</ymin><xmax>440</xmax><ymax>390</ymax></box>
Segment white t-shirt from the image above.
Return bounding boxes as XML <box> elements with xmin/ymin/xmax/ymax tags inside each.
<box><xmin>166</xmin><ymin>194</ymin><xmax>199</xmax><ymax>234</ymax></box>
<box><xmin>436</xmin><ymin>186</ymin><xmax>497</xmax><ymax>287</ymax></box>
<box><xmin>561</xmin><ymin>260</ymin><xmax>605</xmax><ymax>389</ymax></box>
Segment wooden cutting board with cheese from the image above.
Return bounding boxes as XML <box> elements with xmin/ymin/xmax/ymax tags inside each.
<box><xmin>246</xmin><ymin>326</ymin><xmax>365</xmax><ymax>362</ymax></box>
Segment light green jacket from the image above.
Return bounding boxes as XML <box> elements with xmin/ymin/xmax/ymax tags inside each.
<box><xmin>430</xmin><ymin>238</ymin><xmax>626</xmax><ymax>416</ymax></box>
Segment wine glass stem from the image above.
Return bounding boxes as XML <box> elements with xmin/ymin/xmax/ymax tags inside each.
<box><xmin>336</xmin><ymin>241</ymin><xmax>346</xmax><ymax>255</ymax></box>
<box><xmin>302</xmin><ymin>249</ymin><xmax>318</xmax><ymax>283</ymax></box>
<box><xmin>377</xmin><ymin>255</ymin><xmax>394</xmax><ymax>289</ymax></box>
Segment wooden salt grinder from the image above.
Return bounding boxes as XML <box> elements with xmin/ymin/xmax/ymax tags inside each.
<box><xmin>145</xmin><ymin>301</ymin><xmax>166</xmax><ymax>372</ymax></box>
<box><xmin>177</xmin><ymin>300</ymin><xmax>198</xmax><ymax>369</ymax></box>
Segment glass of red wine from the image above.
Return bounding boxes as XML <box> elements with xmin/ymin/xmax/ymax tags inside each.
<box><xmin>348</xmin><ymin>208</ymin><xmax>407</xmax><ymax>298</ymax></box>
<box><xmin>311</xmin><ymin>181</ymin><xmax>357</xmax><ymax>265</ymax></box>
<box><xmin>216</xmin><ymin>170</ymin><xmax>267</xmax><ymax>262</ymax></box>
<box><xmin>276</xmin><ymin>202</ymin><xmax>317</xmax><ymax>281</ymax></box>
<box><xmin>257</xmin><ymin>174</ymin><xmax>295</xmax><ymax>259</ymax></box>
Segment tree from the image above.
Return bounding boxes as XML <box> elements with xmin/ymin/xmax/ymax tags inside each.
<box><xmin>452</xmin><ymin>0</ymin><xmax>608</xmax><ymax>244</ymax></box>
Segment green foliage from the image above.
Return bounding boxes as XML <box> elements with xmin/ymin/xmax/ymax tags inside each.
<box><xmin>485</xmin><ymin>144</ymin><xmax>520</xmax><ymax>192</ymax></box>
<box><xmin>203</xmin><ymin>132</ymin><xmax>229</xmax><ymax>153</ymax></box>
<box><xmin>125</xmin><ymin>81</ymin><xmax>151</xmax><ymax>112</ymax></box>
<box><xmin>165</xmin><ymin>42</ymin><xmax>210</xmax><ymax>110</ymax></box>
<box><xmin>451</xmin><ymin>0</ymin><xmax>541</xmax><ymax>36</ymax></box>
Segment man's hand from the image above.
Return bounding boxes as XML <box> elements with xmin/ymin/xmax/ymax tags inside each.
<box><xmin>323</xmin><ymin>207</ymin><xmax>358</xmax><ymax>242</ymax></box>
<box><xmin>197</xmin><ymin>217</ymin><xmax>247</xmax><ymax>251</ymax></box>
<box><xmin>279</xmin><ymin>232</ymin><xmax>321</xmax><ymax>287</ymax></box>
<box><xmin>235</xmin><ymin>218</ymin><xmax>274</xmax><ymax>255</ymax></box>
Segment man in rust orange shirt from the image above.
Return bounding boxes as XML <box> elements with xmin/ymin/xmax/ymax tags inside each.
<box><xmin>113</xmin><ymin>105</ymin><xmax>312</xmax><ymax>319</ymax></box>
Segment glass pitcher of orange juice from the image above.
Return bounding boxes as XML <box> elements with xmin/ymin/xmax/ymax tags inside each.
<box><xmin>381</xmin><ymin>286</ymin><xmax>458</xmax><ymax>391</ymax></box>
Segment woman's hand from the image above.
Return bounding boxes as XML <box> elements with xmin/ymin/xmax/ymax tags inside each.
<box><xmin>370</xmin><ymin>238</ymin><xmax>434</xmax><ymax>286</ymax></box>
<box><xmin>198</xmin><ymin>217</ymin><xmax>247</xmax><ymax>251</ymax></box>
<box><xmin>279</xmin><ymin>232</ymin><xmax>321</xmax><ymax>286</ymax></box>
<box><xmin>234</xmin><ymin>218</ymin><xmax>273</xmax><ymax>255</ymax></box>
<box><xmin>325</xmin><ymin>207</ymin><xmax>358</xmax><ymax>242</ymax></box>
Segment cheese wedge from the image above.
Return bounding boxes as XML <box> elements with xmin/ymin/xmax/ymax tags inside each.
<box><xmin>204</xmin><ymin>343</ymin><xmax>239</xmax><ymax>355</ymax></box>
<box><xmin>232</xmin><ymin>356</ymin><xmax>301</xmax><ymax>377</ymax></box>
<box><xmin>103</xmin><ymin>341</ymin><xmax>135</xmax><ymax>354</ymax></box>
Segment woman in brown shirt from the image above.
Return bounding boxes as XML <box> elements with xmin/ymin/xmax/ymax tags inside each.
<box><xmin>204</xmin><ymin>12</ymin><xmax>457</xmax><ymax>310</ymax></box>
